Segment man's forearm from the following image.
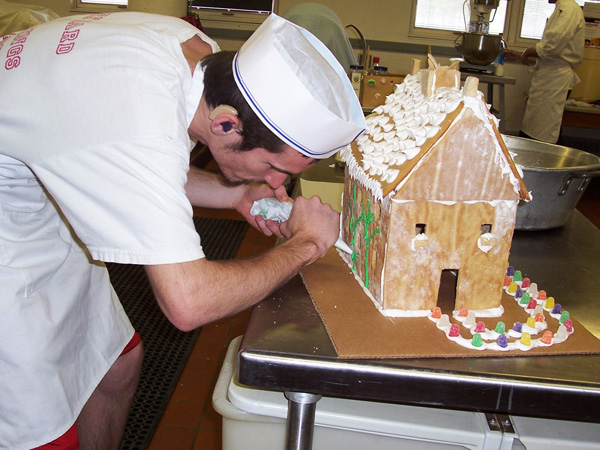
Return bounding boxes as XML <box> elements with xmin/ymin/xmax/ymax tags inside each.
<box><xmin>145</xmin><ymin>234</ymin><xmax>322</xmax><ymax>331</ymax></box>
<box><xmin>184</xmin><ymin>165</ymin><xmax>244</xmax><ymax>209</ymax></box>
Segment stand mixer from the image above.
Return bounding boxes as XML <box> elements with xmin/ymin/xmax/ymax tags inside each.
<box><xmin>468</xmin><ymin>0</ymin><xmax>500</xmax><ymax>33</ymax></box>
<box><xmin>456</xmin><ymin>0</ymin><xmax>507</xmax><ymax>72</ymax></box>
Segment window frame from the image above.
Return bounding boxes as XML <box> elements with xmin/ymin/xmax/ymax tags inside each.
<box><xmin>70</xmin><ymin>0</ymin><xmax>128</xmax><ymax>14</ymax></box>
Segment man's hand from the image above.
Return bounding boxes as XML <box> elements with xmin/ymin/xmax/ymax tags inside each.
<box><xmin>520</xmin><ymin>47</ymin><xmax>538</xmax><ymax>65</ymax></box>
<box><xmin>504</xmin><ymin>49</ymin><xmax>522</xmax><ymax>61</ymax></box>
<box><xmin>503</xmin><ymin>48</ymin><xmax>538</xmax><ymax>65</ymax></box>
<box><xmin>235</xmin><ymin>183</ymin><xmax>291</xmax><ymax>238</ymax></box>
<box><xmin>280</xmin><ymin>196</ymin><xmax>340</xmax><ymax>263</ymax></box>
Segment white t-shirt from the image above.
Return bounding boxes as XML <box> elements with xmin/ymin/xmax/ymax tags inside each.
<box><xmin>0</xmin><ymin>12</ymin><xmax>219</xmax><ymax>448</ymax></box>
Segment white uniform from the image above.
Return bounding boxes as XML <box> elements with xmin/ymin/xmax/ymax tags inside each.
<box><xmin>0</xmin><ymin>12</ymin><xmax>219</xmax><ymax>449</ymax></box>
<box><xmin>521</xmin><ymin>0</ymin><xmax>585</xmax><ymax>144</ymax></box>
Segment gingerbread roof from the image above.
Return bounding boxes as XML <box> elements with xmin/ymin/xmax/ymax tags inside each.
<box><xmin>341</xmin><ymin>65</ymin><xmax>530</xmax><ymax>202</ymax></box>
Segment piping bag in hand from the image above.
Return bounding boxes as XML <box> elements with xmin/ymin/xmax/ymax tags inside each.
<box><xmin>250</xmin><ymin>197</ymin><xmax>353</xmax><ymax>254</ymax></box>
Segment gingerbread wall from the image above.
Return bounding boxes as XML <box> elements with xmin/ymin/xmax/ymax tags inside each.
<box><xmin>383</xmin><ymin>200</ymin><xmax>516</xmax><ymax>311</ymax></box>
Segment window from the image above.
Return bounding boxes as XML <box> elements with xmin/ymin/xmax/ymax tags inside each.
<box><xmin>72</xmin><ymin>0</ymin><xmax>127</xmax><ymax>12</ymax></box>
<box><xmin>80</xmin><ymin>0</ymin><xmax>126</xmax><ymax>4</ymax></box>
<box><xmin>411</xmin><ymin>0</ymin><xmax>587</xmax><ymax>47</ymax></box>
<box><xmin>189</xmin><ymin>0</ymin><xmax>278</xmax><ymax>30</ymax></box>
<box><xmin>520</xmin><ymin>0</ymin><xmax>586</xmax><ymax>40</ymax></box>
<box><xmin>189</xmin><ymin>0</ymin><xmax>275</xmax><ymax>14</ymax></box>
<box><xmin>413</xmin><ymin>0</ymin><xmax>508</xmax><ymax>35</ymax></box>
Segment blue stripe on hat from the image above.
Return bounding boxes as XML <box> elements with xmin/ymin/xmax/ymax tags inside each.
<box><xmin>233</xmin><ymin>51</ymin><xmax>332</xmax><ymax>158</ymax></box>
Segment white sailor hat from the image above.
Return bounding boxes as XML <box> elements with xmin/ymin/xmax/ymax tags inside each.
<box><xmin>232</xmin><ymin>14</ymin><xmax>366</xmax><ymax>159</ymax></box>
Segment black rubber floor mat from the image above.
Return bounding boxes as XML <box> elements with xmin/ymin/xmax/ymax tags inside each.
<box><xmin>109</xmin><ymin>217</ymin><xmax>249</xmax><ymax>450</ymax></box>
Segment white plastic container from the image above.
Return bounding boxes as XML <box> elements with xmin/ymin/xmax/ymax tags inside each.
<box><xmin>213</xmin><ymin>337</ymin><xmax>600</xmax><ymax>450</ymax></box>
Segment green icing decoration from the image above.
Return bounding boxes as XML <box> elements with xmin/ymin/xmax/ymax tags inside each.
<box><xmin>347</xmin><ymin>182</ymin><xmax>381</xmax><ymax>287</ymax></box>
<box><xmin>348</xmin><ymin>184</ymin><xmax>359</xmax><ymax>269</ymax></box>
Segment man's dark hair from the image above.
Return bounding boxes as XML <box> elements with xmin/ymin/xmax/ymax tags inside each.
<box><xmin>201</xmin><ymin>51</ymin><xmax>286</xmax><ymax>153</ymax></box>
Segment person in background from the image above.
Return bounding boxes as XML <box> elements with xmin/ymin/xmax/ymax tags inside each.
<box><xmin>505</xmin><ymin>0</ymin><xmax>585</xmax><ymax>144</ymax></box>
<box><xmin>0</xmin><ymin>12</ymin><xmax>365</xmax><ymax>450</ymax></box>
<box><xmin>283</xmin><ymin>2</ymin><xmax>357</xmax><ymax>70</ymax></box>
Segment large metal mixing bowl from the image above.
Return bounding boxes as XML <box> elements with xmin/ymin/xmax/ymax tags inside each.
<box><xmin>458</xmin><ymin>32</ymin><xmax>502</xmax><ymax>66</ymax></box>
<box><xmin>503</xmin><ymin>135</ymin><xmax>600</xmax><ymax>230</ymax></box>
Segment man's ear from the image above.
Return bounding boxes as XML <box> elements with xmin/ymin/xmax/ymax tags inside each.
<box><xmin>210</xmin><ymin>113</ymin><xmax>241</xmax><ymax>135</ymax></box>
<box><xmin>209</xmin><ymin>105</ymin><xmax>240</xmax><ymax>135</ymax></box>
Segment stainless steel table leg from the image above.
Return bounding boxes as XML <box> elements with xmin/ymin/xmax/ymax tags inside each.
<box><xmin>284</xmin><ymin>391</ymin><xmax>321</xmax><ymax>450</ymax></box>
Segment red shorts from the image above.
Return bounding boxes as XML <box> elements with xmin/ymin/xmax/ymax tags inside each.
<box><xmin>31</xmin><ymin>332</ymin><xmax>141</xmax><ymax>450</ymax></box>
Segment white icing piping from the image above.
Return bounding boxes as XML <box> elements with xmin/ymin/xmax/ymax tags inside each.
<box><xmin>477</xmin><ymin>232</ymin><xmax>495</xmax><ymax>253</ymax></box>
<box><xmin>341</xmin><ymin>144</ymin><xmax>384</xmax><ymax>200</ymax></box>
<box><xmin>390</xmin><ymin>199</ymin><xmax>517</xmax><ymax>206</ymax></box>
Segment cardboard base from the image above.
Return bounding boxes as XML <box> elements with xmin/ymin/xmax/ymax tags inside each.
<box><xmin>301</xmin><ymin>249</ymin><xmax>600</xmax><ymax>359</ymax></box>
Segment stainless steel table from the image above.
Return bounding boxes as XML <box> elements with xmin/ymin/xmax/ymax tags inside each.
<box><xmin>237</xmin><ymin>212</ymin><xmax>600</xmax><ymax>450</ymax></box>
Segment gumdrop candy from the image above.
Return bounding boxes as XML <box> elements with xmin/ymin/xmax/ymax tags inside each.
<box><xmin>564</xmin><ymin>319</ymin><xmax>573</xmax><ymax>332</ymax></box>
<box><xmin>534</xmin><ymin>305</ymin><xmax>544</xmax><ymax>316</ymax></box>
<box><xmin>504</xmin><ymin>275</ymin><xmax>511</xmax><ymax>287</ymax></box>
<box><xmin>507</xmin><ymin>281</ymin><xmax>518</xmax><ymax>294</ymax></box>
<box><xmin>526</xmin><ymin>299</ymin><xmax>537</xmax><ymax>310</ymax></box>
<box><xmin>535</xmin><ymin>312</ymin><xmax>545</xmax><ymax>323</ymax></box>
<box><xmin>513</xmin><ymin>322</ymin><xmax>523</xmax><ymax>333</ymax></box>
<box><xmin>551</xmin><ymin>303</ymin><xmax>562</xmax><ymax>314</ymax></box>
<box><xmin>495</xmin><ymin>322</ymin><xmax>506</xmax><ymax>334</ymax></box>
<box><xmin>464</xmin><ymin>312</ymin><xmax>477</xmax><ymax>327</ymax></box>
<box><xmin>432</xmin><ymin>307</ymin><xmax>442</xmax><ymax>319</ymax></box>
<box><xmin>528</xmin><ymin>283</ymin><xmax>538</xmax><ymax>297</ymax></box>
<box><xmin>521</xmin><ymin>278</ymin><xmax>531</xmax><ymax>289</ymax></box>
<box><xmin>513</xmin><ymin>270</ymin><xmax>522</xmax><ymax>282</ymax></box>
<box><xmin>458</xmin><ymin>307</ymin><xmax>469</xmax><ymax>317</ymax></box>
<box><xmin>556</xmin><ymin>325</ymin><xmax>568</xmax><ymax>340</ymax></box>
<box><xmin>560</xmin><ymin>311</ymin><xmax>570</xmax><ymax>324</ymax></box>
<box><xmin>540</xmin><ymin>331</ymin><xmax>553</xmax><ymax>345</ymax></box>
<box><xmin>497</xmin><ymin>335</ymin><xmax>508</xmax><ymax>348</ymax></box>
<box><xmin>526</xmin><ymin>316</ymin><xmax>536</xmax><ymax>328</ymax></box>
<box><xmin>506</xmin><ymin>266</ymin><xmax>515</xmax><ymax>277</ymax></box>
<box><xmin>515</xmin><ymin>288</ymin><xmax>523</xmax><ymax>299</ymax></box>
<box><xmin>475</xmin><ymin>321</ymin><xmax>486</xmax><ymax>333</ymax></box>
<box><xmin>520</xmin><ymin>332</ymin><xmax>532</xmax><ymax>346</ymax></box>
<box><xmin>545</xmin><ymin>297</ymin><xmax>555</xmax><ymax>310</ymax></box>
<box><xmin>537</xmin><ymin>290</ymin><xmax>547</xmax><ymax>301</ymax></box>
<box><xmin>472</xmin><ymin>333</ymin><xmax>483</xmax><ymax>348</ymax></box>
<box><xmin>449</xmin><ymin>324</ymin><xmax>460</xmax><ymax>337</ymax></box>
<box><xmin>520</xmin><ymin>292</ymin><xmax>530</xmax><ymax>305</ymax></box>
<box><xmin>438</xmin><ymin>314</ymin><xmax>450</xmax><ymax>328</ymax></box>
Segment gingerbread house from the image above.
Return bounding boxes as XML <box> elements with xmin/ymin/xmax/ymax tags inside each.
<box><xmin>340</xmin><ymin>59</ymin><xmax>530</xmax><ymax>316</ymax></box>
